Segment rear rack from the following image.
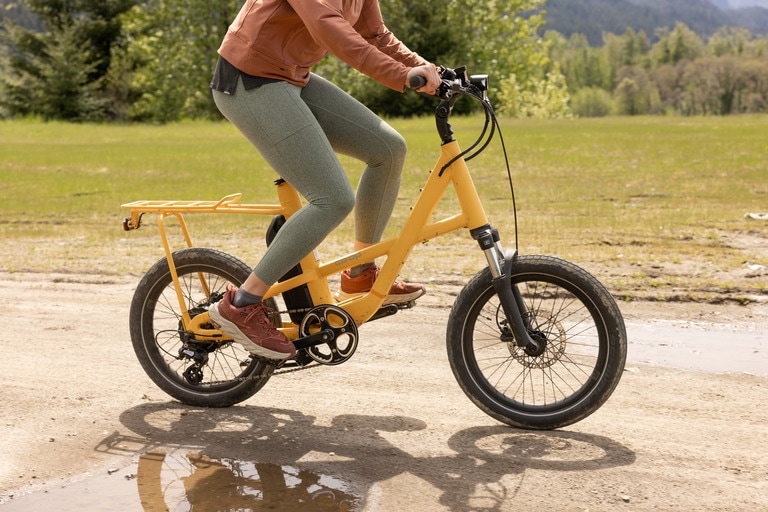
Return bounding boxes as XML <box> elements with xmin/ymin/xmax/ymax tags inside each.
<box><xmin>121</xmin><ymin>193</ymin><xmax>284</xmax><ymax>230</ymax></box>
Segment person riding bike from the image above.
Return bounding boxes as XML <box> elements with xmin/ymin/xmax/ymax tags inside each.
<box><xmin>208</xmin><ymin>0</ymin><xmax>442</xmax><ymax>360</ymax></box>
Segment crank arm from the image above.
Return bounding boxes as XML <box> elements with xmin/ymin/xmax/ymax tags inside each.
<box><xmin>492</xmin><ymin>251</ymin><xmax>541</xmax><ymax>353</ymax></box>
<box><xmin>292</xmin><ymin>328</ymin><xmax>337</xmax><ymax>351</ymax></box>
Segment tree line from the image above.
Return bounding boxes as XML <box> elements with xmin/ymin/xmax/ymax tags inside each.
<box><xmin>543</xmin><ymin>0</ymin><xmax>768</xmax><ymax>47</ymax></box>
<box><xmin>0</xmin><ymin>0</ymin><xmax>567</xmax><ymax>122</ymax></box>
<box><xmin>2</xmin><ymin>0</ymin><xmax>767</xmax><ymax>121</ymax></box>
<box><xmin>547</xmin><ymin>23</ymin><xmax>768</xmax><ymax>116</ymax></box>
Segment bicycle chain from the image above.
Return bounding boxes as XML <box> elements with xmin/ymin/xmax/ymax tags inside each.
<box><xmin>204</xmin><ymin>357</ymin><xmax>322</xmax><ymax>385</ymax></box>
<box><xmin>203</xmin><ymin>304</ymin><xmax>343</xmax><ymax>384</ymax></box>
<box><xmin>205</xmin><ymin>305</ymin><xmax>322</xmax><ymax>385</ymax></box>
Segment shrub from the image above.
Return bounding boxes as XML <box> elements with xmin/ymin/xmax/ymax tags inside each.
<box><xmin>570</xmin><ymin>87</ymin><xmax>614</xmax><ymax>117</ymax></box>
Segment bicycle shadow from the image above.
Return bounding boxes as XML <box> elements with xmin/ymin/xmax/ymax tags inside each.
<box><xmin>99</xmin><ymin>402</ymin><xmax>636</xmax><ymax>511</ymax></box>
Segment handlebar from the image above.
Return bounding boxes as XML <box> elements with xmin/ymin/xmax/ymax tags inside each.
<box><xmin>410</xmin><ymin>66</ymin><xmax>489</xmax><ymax>102</ymax></box>
<box><xmin>411</xmin><ymin>66</ymin><xmax>491</xmax><ymax>146</ymax></box>
<box><xmin>409</xmin><ymin>75</ymin><xmax>428</xmax><ymax>89</ymax></box>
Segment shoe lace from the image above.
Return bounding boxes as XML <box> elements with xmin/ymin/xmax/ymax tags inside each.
<box><xmin>243</xmin><ymin>302</ymin><xmax>276</xmax><ymax>330</ymax></box>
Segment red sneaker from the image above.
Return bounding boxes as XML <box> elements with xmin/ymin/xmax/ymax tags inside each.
<box><xmin>208</xmin><ymin>287</ymin><xmax>296</xmax><ymax>360</ymax></box>
<box><xmin>338</xmin><ymin>265</ymin><xmax>426</xmax><ymax>305</ymax></box>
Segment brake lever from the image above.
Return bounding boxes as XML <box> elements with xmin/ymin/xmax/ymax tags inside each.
<box><xmin>410</xmin><ymin>76</ymin><xmax>455</xmax><ymax>101</ymax></box>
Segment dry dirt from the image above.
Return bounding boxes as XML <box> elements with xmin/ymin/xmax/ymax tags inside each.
<box><xmin>0</xmin><ymin>271</ymin><xmax>766</xmax><ymax>511</ymax></box>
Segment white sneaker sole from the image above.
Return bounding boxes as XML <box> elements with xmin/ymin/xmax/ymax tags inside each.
<box><xmin>208</xmin><ymin>303</ymin><xmax>292</xmax><ymax>360</ymax></box>
<box><xmin>336</xmin><ymin>287</ymin><xmax>426</xmax><ymax>306</ymax></box>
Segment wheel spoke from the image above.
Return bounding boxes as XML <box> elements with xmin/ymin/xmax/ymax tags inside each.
<box><xmin>130</xmin><ymin>249</ymin><xmax>275</xmax><ymax>406</ymax></box>
<box><xmin>447</xmin><ymin>256</ymin><xmax>626</xmax><ymax>428</ymax></box>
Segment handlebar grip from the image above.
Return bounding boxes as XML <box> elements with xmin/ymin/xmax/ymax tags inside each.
<box><xmin>409</xmin><ymin>75</ymin><xmax>427</xmax><ymax>89</ymax></box>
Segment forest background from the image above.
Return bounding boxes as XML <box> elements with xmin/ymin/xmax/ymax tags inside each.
<box><xmin>1</xmin><ymin>0</ymin><xmax>768</xmax><ymax>122</ymax></box>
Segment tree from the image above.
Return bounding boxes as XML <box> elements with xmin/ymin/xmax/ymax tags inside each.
<box><xmin>569</xmin><ymin>86</ymin><xmax>614</xmax><ymax>117</ymax></box>
<box><xmin>708</xmin><ymin>27</ymin><xmax>753</xmax><ymax>57</ymax></box>
<box><xmin>5</xmin><ymin>20</ymin><xmax>105</xmax><ymax>120</ymax></box>
<box><xmin>602</xmin><ymin>33</ymin><xmax>625</xmax><ymax>90</ymax></box>
<box><xmin>651</xmin><ymin>22</ymin><xmax>706</xmax><ymax>66</ymax></box>
<box><xmin>613</xmin><ymin>65</ymin><xmax>657</xmax><ymax>115</ymax></box>
<box><xmin>117</xmin><ymin>0</ymin><xmax>241</xmax><ymax>122</ymax></box>
<box><xmin>0</xmin><ymin>0</ymin><xmax>135</xmax><ymax>120</ymax></box>
<box><xmin>0</xmin><ymin>37</ymin><xmax>8</xmax><ymax>118</ymax></box>
<box><xmin>546</xmin><ymin>31</ymin><xmax>613</xmax><ymax>93</ymax></box>
<box><xmin>315</xmin><ymin>0</ymin><xmax>562</xmax><ymax>117</ymax></box>
<box><xmin>740</xmin><ymin>57</ymin><xmax>768</xmax><ymax>112</ymax></box>
<box><xmin>498</xmin><ymin>68</ymin><xmax>572</xmax><ymax>118</ymax></box>
<box><xmin>454</xmin><ymin>0</ymin><xmax>571</xmax><ymax>117</ymax></box>
<box><xmin>541</xmin><ymin>20</ymin><xmax>768</xmax><ymax>117</ymax></box>
<box><xmin>620</xmin><ymin>28</ymin><xmax>651</xmax><ymax>68</ymax></box>
<box><xmin>652</xmin><ymin>62</ymin><xmax>685</xmax><ymax>113</ymax></box>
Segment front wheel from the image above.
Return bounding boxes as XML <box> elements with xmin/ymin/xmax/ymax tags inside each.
<box><xmin>446</xmin><ymin>255</ymin><xmax>627</xmax><ymax>429</ymax></box>
<box><xmin>129</xmin><ymin>248</ymin><xmax>278</xmax><ymax>407</ymax></box>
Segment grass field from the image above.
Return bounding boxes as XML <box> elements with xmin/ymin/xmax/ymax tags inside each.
<box><xmin>1</xmin><ymin>115</ymin><xmax>767</xmax><ymax>302</ymax></box>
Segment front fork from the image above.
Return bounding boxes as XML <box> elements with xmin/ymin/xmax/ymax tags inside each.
<box><xmin>470</xmin><ymin>225</ymin><xmax>541</xmax><ymax>353</ymax></box>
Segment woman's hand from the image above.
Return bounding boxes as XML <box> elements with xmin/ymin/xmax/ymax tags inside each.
<box><xmin>406</xmin><ymin>64</ymin><xmax>442</xmax><ymax>95</ymax></box>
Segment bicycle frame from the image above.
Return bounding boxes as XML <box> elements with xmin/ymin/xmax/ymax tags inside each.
<box><xmin>121</xmin><ymin>67</ymin><xmax>548</xmax><ymax>352</ymax></box>
<box><xmin>122</xmin><ymin>137</ymin><xmax>496</xmax><ymax>340</ymax></box>
<box><xmin>121</xmin><ymin>67</ymin><xmax>624</xmax><ymax>429</ymax></box>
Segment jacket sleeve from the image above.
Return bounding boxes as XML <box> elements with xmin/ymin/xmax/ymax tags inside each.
<box><xmin>287</xmin><ymin>0</ymin><xmax>424</xmax><ymax>91</ymax></box>
<box><xmin>355</xmin><ymin>0</ymin><xmax>428</xmax><ymax>69</ymax></box>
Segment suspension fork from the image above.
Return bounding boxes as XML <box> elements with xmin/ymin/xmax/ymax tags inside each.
<box><xmin>470</xmin><ymin>225</ymin><xmax>541</xmax><ymax>353</ymax></box>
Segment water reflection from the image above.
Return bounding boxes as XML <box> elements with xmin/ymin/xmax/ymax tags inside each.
<box><xmin>136</xmin><ymin>451</ymin><xmax>358</xmax><ymax>511</ymax></box>
<box><xmin>1</xmin><ymin>404</ymin><xmax>635</xmax><ymax>511</ymax></box>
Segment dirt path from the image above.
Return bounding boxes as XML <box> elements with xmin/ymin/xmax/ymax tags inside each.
<box><xmin>0</xmin><ymin>272</ymin><xmax>766</xmax><ymax>511</ymax></box>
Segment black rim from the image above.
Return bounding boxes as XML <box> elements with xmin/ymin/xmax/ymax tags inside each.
<box><xmin>462</xmin><ymin>274</ymin><xmax>609</xmax><ymax>415</ymax></box>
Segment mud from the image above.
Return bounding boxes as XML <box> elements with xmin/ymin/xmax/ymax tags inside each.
<box><xmin>0</xmin><ymin>273</ymin><xmax>766</xmax><ymax>511</ymax></box>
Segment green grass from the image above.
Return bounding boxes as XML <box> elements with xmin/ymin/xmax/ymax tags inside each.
<box><xmin>2</xmin><ymin>115</ymin><xmax>767</xmax><ymax>302</ymax></box>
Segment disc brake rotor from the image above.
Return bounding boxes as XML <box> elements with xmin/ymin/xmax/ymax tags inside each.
<box><xmin>499</xmin><ymin>310</ymin><xmax>567</xmax><ymax>369</ymax></box>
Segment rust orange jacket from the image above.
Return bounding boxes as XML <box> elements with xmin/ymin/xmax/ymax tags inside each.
<box><xmin>218</xmin><ymin>0</ymin><xmax>427</xmax><ymax>92</ymax></box>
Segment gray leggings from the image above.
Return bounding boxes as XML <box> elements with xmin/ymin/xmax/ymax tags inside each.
<box><xmin>212</xmin><ymin>73</ymin><xmax>406</xmax><ymax>285</ymax></box>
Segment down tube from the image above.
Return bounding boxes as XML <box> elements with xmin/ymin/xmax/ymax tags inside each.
<box><xmin>337</xmin><ymin>144</ymin><xmax>473</xmax><ymax>324</ymax></box>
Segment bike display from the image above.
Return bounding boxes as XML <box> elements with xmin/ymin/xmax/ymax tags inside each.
<box><xmin>122</xmin><ymin>67</ymin><xmax>627</xmax><ymax>430</ymax></box>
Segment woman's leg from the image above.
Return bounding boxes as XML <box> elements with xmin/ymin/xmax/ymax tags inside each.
<box><xmin>212</xmin><ymin>79</ymin><xmax>356</xmax><ymax>287</ymax></box>
<box><xmin>299</xmin><ymin>75</ymin><xmax>425</xmax><ymax>303</ymax></box>
<box><xmin>300</xmin><ymin>74</ymin><xmax>407</xmax><ymax>246</ymax></box>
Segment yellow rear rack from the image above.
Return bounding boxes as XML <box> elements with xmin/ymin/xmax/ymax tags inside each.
<box><xmin>121</xmin><ymin>193</ymin><xmax>287</xmax><ymax>230</ymax></box>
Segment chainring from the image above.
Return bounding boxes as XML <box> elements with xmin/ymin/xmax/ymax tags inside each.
<box><xmin>299</xmin><ymin>304</ymin><xmax>358</xmax><ymax>365</ymax></box>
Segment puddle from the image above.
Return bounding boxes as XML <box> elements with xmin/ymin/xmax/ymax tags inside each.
<box><xmin>2</xmin><ymin>451</ymin><xmax>361</xmax><ymax>511</ymax></box>
<box><xmin>5</xmin><ymin>318</ymin><xmax>759</xmax><ymax>510</ymax></box>
<box><xmin>626</xmin><ymin>320</ymin><xmax>768</xmax><ymax>375</ymax></box>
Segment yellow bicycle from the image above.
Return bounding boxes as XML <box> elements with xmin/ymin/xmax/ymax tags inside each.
<box><xmin>122</xmin><ymin>67</ymin><xmax>627</xmax><ymax>429</ymax></box>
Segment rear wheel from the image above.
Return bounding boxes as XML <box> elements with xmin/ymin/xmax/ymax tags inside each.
<box><xmin>129</xmin><ymin>248</ymin><xmax>278</xmax><ymax>407</ymax></box>
<box><xmin>447</xmin><ymin>255</ymin><xmax>626</xmax><ymax>429</ymax></box>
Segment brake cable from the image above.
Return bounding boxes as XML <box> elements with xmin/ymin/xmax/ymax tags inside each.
<box><xmin>487</xmin><ymin>95</ymin><xmax>520</xmax><ymax>253</ymax></box>
<box><xmin>439</xmin><ymin>83</ymin><xmax>520</xmax><ymax>252</ymax></box>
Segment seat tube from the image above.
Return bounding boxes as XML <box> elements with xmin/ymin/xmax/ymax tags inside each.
<box><xmin>275</xmin><ymin>179</ymin><xmax>302</xmax><ymax>215</ymax></box>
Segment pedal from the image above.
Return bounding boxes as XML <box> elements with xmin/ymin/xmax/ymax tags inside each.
<box><xmin>369</xmin><ymin>304</ymin><xmax>399</xmax><ymax>321</ymax></box>
<box><xmin>369</xmin><ymin>300</ymin><xmax>417</xmax><ymax>322</ymax></box>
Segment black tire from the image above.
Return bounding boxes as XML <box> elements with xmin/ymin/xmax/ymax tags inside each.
<box><xmin>129</xmin><ymin>248</ymin><xmax>277</xmax><ymax>407</ymax></box>
<box><xmin>446</xmin><ymin>255</ymin><xmax>627</xmax><ymax>429</ymax></box>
